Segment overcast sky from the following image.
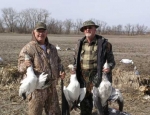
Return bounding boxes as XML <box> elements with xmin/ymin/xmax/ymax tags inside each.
<box><xmin>0</xmin><ymin>0</ymin><xmax>150</xmax><ymax>27</ymax></box>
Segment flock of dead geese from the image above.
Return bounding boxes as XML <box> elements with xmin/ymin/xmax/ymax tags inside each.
<box><xmin>19</xmin><ymin>55</ymin><xmax>143</xmax><ymax>115</ymax></box>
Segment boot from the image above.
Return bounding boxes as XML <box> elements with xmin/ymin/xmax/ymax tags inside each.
<box><xmin>103</xmin><ymin>103</ymin><xmax>109</xmax><ymax>115</ymax></box>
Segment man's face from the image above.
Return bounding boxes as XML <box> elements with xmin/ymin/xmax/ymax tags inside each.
<box><xmin>34</xmin><ymin>29</ymin><xmax>47</xmax><ymax>45</ymax></box>
<box><xmin>83</xmin><ymin>26</ymin><xmax>96</xmax><ymax>38</ymax></box>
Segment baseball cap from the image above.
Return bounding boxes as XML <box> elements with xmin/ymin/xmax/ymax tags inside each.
<box><xmin>34</xmin><ymin>22</ymin><xmax>47</xmax><ymax>30</ymax></box>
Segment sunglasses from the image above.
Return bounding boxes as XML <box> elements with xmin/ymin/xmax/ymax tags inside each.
<box><xmin>83</xmin><ymin>26</ymin><xmax>93</xmax><ymax>30</ymax></box>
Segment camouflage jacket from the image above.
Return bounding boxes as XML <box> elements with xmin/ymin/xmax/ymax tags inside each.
<box><xmin>18</xmin><ymin>33</ymin><xmax>63</xmax><ymax>85</ymax></box>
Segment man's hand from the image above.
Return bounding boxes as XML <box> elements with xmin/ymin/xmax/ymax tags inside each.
<box><xmin>103</xmin><ymin>61</ymin><xmax>110</xmax><ymax>73</ymax></box>
<box><xmin>60</xmin><ymin>71</ymin><xmax>65</xmax><ymax>80</ymax></box>
<box><xmin>102</xmin><ymin>68</ymin><xmax>110</xmax><ymax>73</ymax></box>
<box><xmin>24</xmin><ymin>60</ymin><xmax>32</xmax><ymax>68</ymax></box>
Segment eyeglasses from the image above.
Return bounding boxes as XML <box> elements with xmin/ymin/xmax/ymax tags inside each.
<box><xmin>83</xmin><ymin>26</ymin><xmax>93</xmax><ymax>30</ymax></box>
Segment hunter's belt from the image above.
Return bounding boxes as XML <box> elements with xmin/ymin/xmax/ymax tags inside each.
<box><xmin>81</xmin><ymin>69</ymin><xmax>97</xmax><ymax>83</ymax></box>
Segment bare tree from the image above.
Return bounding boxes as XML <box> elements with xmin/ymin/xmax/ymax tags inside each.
<box><xmin>101</xmin><ymin>22</ymin><xmax>107</xmax><ymax>34</ymax></box>
<box><xmin>0</xmin><ymin>7</ymin><xmax>150</xmax><ymax>34</ymax></box>
<box><xmin>1</xmin><ymin>7</ymin><xmax>18</xmax><ymax>32</ymax></box>
<box><xmin>131</xmin><ymin>25</ymin><xmax>135</xmax><ymax>36</ymax></box>
<box><xmin>73</xmin><ymin>19</ymin><xmax>83</xmax><ymax>34</ymax></box>
<box><xmin>92</xmin><ymin>19</ymin><xmax>107</xmax><ymax>35</ymax></box>
<box><xmin>37</xmin><ymin>9</ymin><xmax>49</xmax><ymax>23</ymax></box>
<box><xmin>0</xmin><ymin>18</ymin><xmax>5</xmax><ymax>33</ymax></box>
<box><xmin>19</xmin><ymin>8</ymin><xmax>50</xmax><ymax>31</ymax></box>
<box><xmin>16</xmin><ymin>8</ymin><xmax>50</xmax><ymax>33</ymax></box>
<box><xmin>94</xmin><ymin>20</ymin><xmax>103</xmax><ymax>34</ymax></box>
<box><xmin>125</xmin><ymin>24</ymin><xmax>132</xmax><ymax>35</ymax></box>
<box><xmin>16</xmin><ymin>11</ymin><xmax>29</xmax><ymax>33</ymax></box>
<box><xmin>57</xmin><ymin>20</ymin><xmax>63</xmax><ymax>34</ymax></box>
<box><xmin>47</xmin><ymin>18</ymin><xmax>56</xmax><ymax>34</ymax></box>
<box><xmin>63</xmin><ymin>19</ymin><xmax>73</xmax><ymax>34</ymax></box>
<box><xmin>105</xmin><ymin>26</ymin><xmax>112</xmax><ymax>35</ymax></box>
<box><xmin>116</xmin><ymin>25</ymin><xmax>123</xmax><ymax>35</ymax></box>
<box><xmin>111</xmin><ymin>26</ymin><xmax>117</xmax><ymax>35</ymax></box>
<box><xmin>135</xmin><ymin>24</ymin><xmax>148</xmax><ymax>35</ymax></box>
<box><xmin>47</xmin><ymin>18</ymin><xmax>63</xmax><ymax>34</ymax></box>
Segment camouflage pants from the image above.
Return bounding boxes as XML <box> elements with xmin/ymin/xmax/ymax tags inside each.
<box><xmin>81</xmin><ymin>69</ymin><xmax>97</xmax><ymax>91</ymax></box>
<box><xmin>81</xmin><ymin>69</ymin><xmax>111</xmax><ymax>115</ymax></box>
<box><xmin>28</xmin><ymin>83</ymin><xmax>61</xmax><ymax>115</ymax></box>
<box><xmin>80</xmin><ymin>69</ymin><xmax>97</xmax><ymax>115</ymax></box>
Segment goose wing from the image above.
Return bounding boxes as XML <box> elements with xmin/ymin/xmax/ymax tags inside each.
<box><xmin>37</xmin><ymin>72</ymin><xmax>48</xmax><ymax>89</ymax></box>
<box><xmin>92</xmin><ymin>86</ymin><xmax>103</xmax><ymax>115</ymax></box>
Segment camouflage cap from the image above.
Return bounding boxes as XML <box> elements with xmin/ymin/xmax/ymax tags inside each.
<box><xmin>34</xmin><ymin>22</ymin><xmax>47</xmax><ymax>30</ymax></box>
<box><xmin>80</xmin><ymin>20</ymin><xmax>99</xmax><ymax>32</ymax></box>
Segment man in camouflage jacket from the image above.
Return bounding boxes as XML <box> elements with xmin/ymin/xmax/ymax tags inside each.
<box><xmin>75</xmin><ymin>20</ymin><xmax>115</xmax><ymax>115</ymax></box>
<box><xmin>18</xmin><ymin>22</ymin><xmax>65</xmax><ymax>115</ymax></box>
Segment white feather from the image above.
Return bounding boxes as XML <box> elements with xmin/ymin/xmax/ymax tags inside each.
<box><xmin>63</xmin><ymin>74</ymin><xmax>80</xmax><ymax>107</ymax></box>
<box><xmin>109</xmin><ymin>88</ymin><xmax>124</xmax><ymax>111</ymax></box>
<box><xmin>109</xmin><ymin>88</ymin><xmax>123</xmax><ymax>102</ymax></box>
<box><xmin>98</xmin><ymin>73</ymin><xmax>112</xmax><ymax>106</ymax></box>
<box><xmin>93</xmin><ymin>61</ymin><xmax>112</xmax><ymax>107</ymax></box>
<box><xmin>19</xmin><ymin>54</ymin><xmax>48</xmax><ymax>99</ymax></box>
<box><xmin>103</xmin><ymin>61</ymin><xmax>110</xmax><ymax>69</ymax></box>
<box><xmin>93</xmin><ymin>61</ymin><xmax>124</xmax><ymax>111</ymax></box>
<box><xmin>63</xmin><ymin>64</ymin><xmax>86</xmax><ymax>109</ymax></box>
<box><xmin>19</xmin><ymin>66</ymin><xmax>38</xmax><ymax>98</ymax></box>
<box><xmin>79</xmin><ymin>87</ymin><xmax>86</xmax><ymax>102</ymax></box>
<box><xmin>37</xmin><ymin>72</ymin><xmax>48</xmax><ymax>89</ymax></box>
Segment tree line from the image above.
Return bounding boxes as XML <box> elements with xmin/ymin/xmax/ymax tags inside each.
<box><xmin>0</xmin><ymin>7</ymin><xmax>149</xmax><ymax>35</ymax></box>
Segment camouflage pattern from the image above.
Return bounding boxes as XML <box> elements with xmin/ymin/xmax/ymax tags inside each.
<box><xmin>18</xmin><ymin>33</ymin><xmax>62</xmax><ymax>115</ymax></box>
<box><xmin>81</xmin><ymin>70</ymin><xmax>109</xmax><ymax>115</ymax></box>
<box><xmin>80</xmin><ymin>70</ymin><xmax>94</xmax><ymax>115</ymax></box>
<box><xmin>34</xmin><ymin>22</ymin><xmax>47</xmax><ymax>30</ymax></box>
<box><xmin>81</xmin><ymin>69</ymin><xmax>96</xmax><ymax>91</ymax></box>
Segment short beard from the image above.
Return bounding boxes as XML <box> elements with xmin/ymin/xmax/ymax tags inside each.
<box><xmin>85</xmin><ymin>33</ymin><xmax>92</xmax><ymax>38</ymax></box>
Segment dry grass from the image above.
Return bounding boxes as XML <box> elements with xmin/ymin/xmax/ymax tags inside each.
<box><xmin>0</xmin><ymin>34</ymin><xmax>150</xmax><ymax>115</ymax></box>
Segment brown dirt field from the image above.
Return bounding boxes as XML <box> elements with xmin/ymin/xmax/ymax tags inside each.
<box><xmin>0</xmin><ymin>34</ymin><xmax>150</xmax><ymax>115</ymax></box>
